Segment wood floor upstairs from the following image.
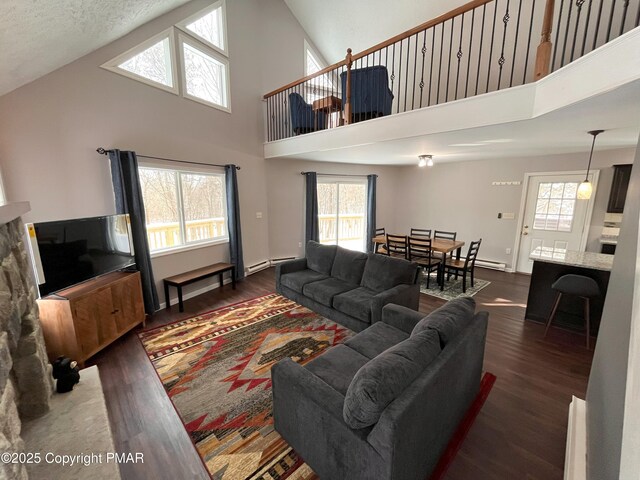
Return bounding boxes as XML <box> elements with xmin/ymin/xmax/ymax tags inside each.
<box><xmin>91</xmin><ymin>268</ymin><xmax>593</xmax><ymax>480</ymax></box>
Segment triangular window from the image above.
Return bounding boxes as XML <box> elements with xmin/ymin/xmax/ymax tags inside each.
<box><xmin>119</xmin><ymin>38</ymin><xmax>173</xmax><ymax>87</ymax></box>
<box><xmin>101</xmin><ymin>30</ymin><xmax>177</xmax><ymax>93</ymax></box>
<box><xmin>178</xmin><ymin>1</ymin><xmax>226</xmax><ymax>54</ymax></box>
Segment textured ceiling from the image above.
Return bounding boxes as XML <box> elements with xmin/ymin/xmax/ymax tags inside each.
<box><xmin>284</xmin><ymin>0</ymin><xmax>469</xmax><ymax>64</ymax></box>
<box><xmin>0</xmin><ymin>0</ymin><xmax>190</xmax><ymax>96</ymax></box>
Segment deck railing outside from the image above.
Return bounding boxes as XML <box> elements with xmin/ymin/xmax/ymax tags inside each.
<box><xmin>146</xmin><ymin>218</ymin><xmax>226</xmax><ymax>251</ymax></box>
<box><xmin>264</xmin><ymin>0</ymin><xmax>639</xmax><ymax>142</ymax></box>
<box><xmin>318</xmin><ymin>213</ymin><xmax>366</xmax><ymax>251</ymax></box>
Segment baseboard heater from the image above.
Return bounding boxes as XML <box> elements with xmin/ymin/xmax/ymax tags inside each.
<box><xmin>245</xmin><ymin>257</ymin><xmax>297</xmax><ymax>275</ymax></box>
<box><xmin>475</xmin><ymin>259</ymin><xmax>507</xmax><ymax>271</ymax></box>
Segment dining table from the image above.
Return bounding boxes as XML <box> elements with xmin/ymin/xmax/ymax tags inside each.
<box><xmin>372</xmin><ymin>234</ymin><xmax>466</xmax><ymax>291</ymax></box>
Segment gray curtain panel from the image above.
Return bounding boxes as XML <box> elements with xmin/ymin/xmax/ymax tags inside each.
<box><xmin>108</xmin><ymin>149</ymin><xmax>160</xmax><ymax>314</ymax></box>
<box><xmin>225</xmin><ymin>164</ymin><xmax>245</xmax><ymax>281</ymax></box>
<box><xmin>366</xmin><ymin>174</ymin><xmax>377</xmax><ymax>253</ymax></box>
<box><xmin>304</xmin><ymin>172</ymin><xmax>319</xmax><ymax>245</ymax></box>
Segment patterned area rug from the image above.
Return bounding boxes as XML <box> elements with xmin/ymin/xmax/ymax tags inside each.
<box><xmin>420</xmin><ymin>272</ymin><xmax>490</xmax><ymax>301</ymax></box>
<box><xmin>139</xmin><ymin>294</ymin><xmax>352</xmax><ymax>480</ymax></box>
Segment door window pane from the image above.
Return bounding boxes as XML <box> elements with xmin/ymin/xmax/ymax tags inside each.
<box><xmin>318</xmin><ymin>181</ymin><xmax>366</xmax><ymax>252</ymax></box>
<box><xmin>139</xmin><ymin>168</ymin><xmax>182</xmax><ymax>250</ymax></box>
<box><xmin>318</xmin><ymin>183</ymin><xmax>338</xmax><ymax>245</ymax></box>
<box><xmin>533</xmin><ymin>182</ymin><xmax>579</xmax><ymax>232</ymax></box>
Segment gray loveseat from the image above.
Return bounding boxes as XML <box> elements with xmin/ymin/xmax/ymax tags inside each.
<box><xmin>275</xmin><ymin>241</ymin><xmax>420</xmax><ymax>333</ymax></box>
<box><xmin>272</xmin><ymin>297</ymin><xmax>488</xmax><ymax>480</ymax></box>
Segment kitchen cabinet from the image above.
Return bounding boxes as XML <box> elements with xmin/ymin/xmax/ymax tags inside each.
<box><xmin>607</xmin><ymin>164</ymin><xmax>632</xmax><ymax>213</ymax></box>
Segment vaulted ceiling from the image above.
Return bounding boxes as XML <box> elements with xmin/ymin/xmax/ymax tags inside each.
<box><xmin>0</xmin><ymin>0</ymin><xmax>190</xmax><ymax>96</ymax></box>
<box><xmin>284</xmin><ymin>0</ymin><xmax>470</xmax><ymax>64</ymax></box>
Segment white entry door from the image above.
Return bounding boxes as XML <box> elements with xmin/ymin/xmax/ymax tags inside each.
<box><xmin>516</xmin><ymin>173</ymin><xmax>597</xmax><ymax>273</ymax></box>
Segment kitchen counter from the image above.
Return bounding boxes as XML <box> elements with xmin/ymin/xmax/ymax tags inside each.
<box><xmin>599</xmin><ymin>236</ymin><xmax>618</xmax><ymax>245</ymax></box>
<box><xmin>529</xmin><ymin>247</ymin><xmax>614</xmax><ymax>271</ymax></box>
<box><xmin>526</xmin><ymin>247</ymin><xmax>612</xmax><ymax>336</ymax></box>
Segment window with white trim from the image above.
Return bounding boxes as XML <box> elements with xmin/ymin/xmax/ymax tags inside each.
<box><xmin>139</xmin><ymin>165</ymin><xmax>228</xmax><ymax>253</ymax></box>
<box><xmin>304</xmin><ymin>41</ymin><xmax>335</xmax><ymax>103</ymax></box>
<box><xmin>317</xmin><ymin>179</ymin><xmax>367</xmax><ymax>252</ymax></box>
<box><xmin>102</xmin><ymin>0</ymin><xmax>230</xmax><ymax>112</ymax></box>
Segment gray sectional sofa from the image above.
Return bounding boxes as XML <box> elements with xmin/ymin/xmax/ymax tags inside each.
<box><xmin>272</xmin><ymin>297</ymin><xmax>488</xmax><ymax>480</ymax></box>
<box><xmin>275</xmin><ymin>241</ymin><xmax>420</xmax><ymax>333</ymax></box>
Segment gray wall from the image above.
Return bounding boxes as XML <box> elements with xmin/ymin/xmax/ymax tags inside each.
<box><xmin>265</xmin><ymin>157</ymin><xmax>401</xmax><ymax>259</ymax></box>
<box><xmin>0</xmin><ymin>0</ymin><xmax>324</xmax><ymax>303</ymax></box>
<box><xmin>586</xmin><ymin>138</ymin><xmax>640</xmax><ymax>480</ymax></box>
<box><xmin>393</xmin><ymin>148</ymin><xmax>635</xmax><ymax>270</ymax></box>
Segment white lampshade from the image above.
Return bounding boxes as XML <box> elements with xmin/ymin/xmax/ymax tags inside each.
<box><xmin>418</xmin><ymin>158</ymin><xmax>427</xmax><ymax>167</ymax></box>
<box><xmin>577</xmin><ymin>180</ymin><xmax>593</xmax><ymax>199</ymax></box>
<box><xmin>427</xmin><ymin>157</ymin><xmax>434</xmax><ymax>167</ymax></box>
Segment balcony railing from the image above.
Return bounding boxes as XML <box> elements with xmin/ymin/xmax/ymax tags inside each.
<box><xmin>264</xmin><ymin>0</ymin><xmax>639</xmax><ymax>142</ymax></box>
<box><xmin>146</xmin><ymin>218</ymin><xmax>226</xmax><ymax>251</ymax></box>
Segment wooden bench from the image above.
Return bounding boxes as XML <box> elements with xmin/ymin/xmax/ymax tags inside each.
<box><xmin>163</xmin><ymin>262</ymin><xmax>236</xmax><ymax>312</ymax></box>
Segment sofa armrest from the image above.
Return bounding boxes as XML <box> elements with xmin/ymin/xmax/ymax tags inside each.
<box><xmin>272</xmin><ymin>357</ymin><xmax>387</xmax><ymax>478</ymax></box>
<box><xmin>275</xmin><ymin>258</ymin><xmax>307</xmax><ymax>293</ymax></box>
<box><xmin>381</xmin><ymin>304</ymin><xmax>426</xmax><ymax>334</ymax></box>
<box><xmin>272</xmin><ymin>357</ymin><xmax>345</xmax><ymax>421</ymax></box>
<box><xmin>371</xmin><ymin>284</ymin><xmax>420</xmax><ymax>325</ymax></box>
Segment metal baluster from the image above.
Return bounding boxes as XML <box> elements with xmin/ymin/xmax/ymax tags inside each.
<box><xmin>429</xmin><ymin>27</ymin><xmax>436</xmax><ymax>106</ymax></box>
<box><xmin>476</xmin><ymin>4</ymin><xmax>487</xmax><ymax>96</ymax></box>
<box><xmin>560</xmin><ymin>0</ymin><xmax>574</xmax><ymax>69</ymax></box>
<box><xmin>620</xmin><ymin>0</ymin><xmax>630</xmax><ymax>35</ymax></box>
<box><xmin>438</xmin><ymin>22</ymin><xmax>445</xmax><ymax>104</ymax></box>
<box><xmin>390</xmin><ymin>43</ymin><xmax>396</xmax><ymax>111</ymax></box>
<box><xmin>419</xmin><ymin>29</ymin><xmax>428</xmax><ymax>108</ymax></box>
<box><xmin>487</xmin><ymin>0</ymin><xmax>499</xmax><ymax>93</ymax></box>
<box><xmin>522</xmin><ymin>0</ymin><xmax>536</xmax><ymax>84</ymax></box>
<box><xmin>455</xmin><ymin>13</ymin><xmax>465</xmax><ymax>100</ymax></box>
<box><xmin>605</xmin><ymin>0</ymin><xmax>616</xmax><ymax>42</ymax></box>
<box><xmin>592</xmin><ymin>0</ymin><xmax>605</xmax><ymax>50</ymax></box>
<box><xmin>446</xmin><ymin>18</ymin><xmax>455</xmax><ymax>102</ymax></box>
<box><xmin>497</xmin><ymin>0</ymin><xmax>510</xmax><ymax>90</ymax></box>
<box><xmin>402</xmin><ymin>38</ymin><xmax>409</xmax><ymax>112</ymax></box>
<box><xmin>552</xmin><ymin>0</ymin><xmax>565</xmax><ymax>72</ymax></box>
<box><xmin>412</xmin><ymin>33</ymin><xmax>419</xmax><ymax>110</ymax></box>
<box><xmin>465</xmin><ymin>8</ymin><xmax>475</xmax><ymax>98</ymax></box>
<box><xmin>509</xmin><ymin>0</ymin><xmax>523</xmax><ymax>88</ymax></box>
<box><xmin>570</xmin><ymin>1</ymin><xmax>586</xmax><ymax>62</ymax></box>
<box><xmin>397</xmin><ymin>40</ymin><xmax>404</xmax><ymax>114</ymax></box>
<box><xmin>580</xmin><ymin>0</ymin><xmax>594</xmax><ymax>58</ymax></box>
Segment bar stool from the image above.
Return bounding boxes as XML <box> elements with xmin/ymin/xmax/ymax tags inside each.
<box><xmin>544</xmin><ymin>274</ymin><xmax>600</xmax><ymax>348</ymax></box>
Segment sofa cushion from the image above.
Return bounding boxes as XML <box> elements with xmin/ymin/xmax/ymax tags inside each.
<box><xmin>345</xmin><ymin>322</ymin><xmax>409</xmax><ymax>359</ymax></box>
<box><xmin>412</xmin><ymin>297</ymin><xmax>476</xmax><ymax>347</ymax></box>
<box><xmin>303</xmin><ymin>277</ymin><xmax>357</xmax><ymax>307</ymax></box>
<box><xmin>361</xmin><ymin>253</ymin><xmax>418</xmax><ymax>293</ymax></box>
<box><xmin>306</xmin><ymin>241</ymin><xmax>337</xmax><ymax>275</ymax></box>
<box><xmin>331</xmin><ymin>247</ymin><xmax>368</xmax><ymax>285</ymax></box>
<box><xmin>280</xmin><ymin>269</ymin><xmax>328</xmax><ymax>294</ymax></box>
<box><xmin>333</xmin><ymin>287</ymin><xmax>377</xmax><ymax>323</ymax></box>
<box><xmin>343</xmin><ymin>329</ymin><xmax>441</xmax><ymax>429</ymax></box>
<box><xmin>305</xmin><ymin>344</ymin><xmax>370</xmax><ymax>395</ymax></box>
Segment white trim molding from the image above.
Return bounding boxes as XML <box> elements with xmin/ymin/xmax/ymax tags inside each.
<box><xmin>564</xmin><ymin>396</ymin><xmax>587</xmax><ymax>480</ymax></box>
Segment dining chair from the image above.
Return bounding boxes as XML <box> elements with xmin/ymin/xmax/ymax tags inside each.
<box><xmin>374</xmin><ymin>227</ymin><xmax>387</xmax><ymax>253</ymax></box>
<box><xmin>408</xmin><ymin>236</ymin><xmax>440</xmax><ymax>289</ymax></box>
<box><xmin>385</xmin><ymin>234</ymin><xmax>408</xmax><ymax>259</ymax></box>
<box><xmin>434</xmin><ymin>230</ymin><xmax>457</xmax><ymax>241</ymax></box>
<box><xmin>443</xmin><ymin>239</ymin><xmax>482</xmax><ymax>293</ymax></box>
<box><xmin>410</xmin><ymin>228</ymin><xmax>431</xmax><ymax>237</ymax></box>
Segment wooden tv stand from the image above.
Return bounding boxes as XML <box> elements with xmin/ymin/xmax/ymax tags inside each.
<box><xmin>38</xmin><ymin>271</ymin><xmax>146</xmax><ymax>367</ymax></box>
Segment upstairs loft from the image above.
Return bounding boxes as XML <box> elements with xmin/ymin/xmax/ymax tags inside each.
<box><xmin>263</xmin><ymin>0</ymin><xmax>640</xmax><ymax>164</ymax></box>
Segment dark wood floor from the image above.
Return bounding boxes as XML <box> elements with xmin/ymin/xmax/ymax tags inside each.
<box><xmin>92</xmin><ymin>267</ymin><xmax>593</xmax><ymax>480</ymax></box>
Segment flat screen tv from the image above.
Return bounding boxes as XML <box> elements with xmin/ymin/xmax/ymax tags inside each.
<box><xmin>30</xmin><ymin>214</ymin><xmax>136</xmax><ymax>297</ymax></box>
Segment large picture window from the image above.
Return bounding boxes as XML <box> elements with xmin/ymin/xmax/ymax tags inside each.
<box><xmin>139</xmin><ymin>166</ymin><xmax>227</xmax><ymax>253</ymax></box>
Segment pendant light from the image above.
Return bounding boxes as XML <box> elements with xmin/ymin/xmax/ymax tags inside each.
<box><xmin>577</xmin><ymin>130</ymin><xmax>603</xmax><ymax>200</ymax></box>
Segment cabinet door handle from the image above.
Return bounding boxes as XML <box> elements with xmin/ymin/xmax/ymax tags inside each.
<box><xmin>111</xmin><ymin>309</ymin><xmax>119</xmax><ymax>315</ymax></box>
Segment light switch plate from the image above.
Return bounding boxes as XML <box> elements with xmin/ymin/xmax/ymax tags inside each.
<box><xmin>256</xmin><ymin>212</ymin><xmax>263</xmax><ymax>219</ymax></box>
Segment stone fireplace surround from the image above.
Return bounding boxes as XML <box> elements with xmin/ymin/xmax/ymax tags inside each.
<box><xmin>1</xmin><ymin>202</ymin><xmax>54</xmax><ymax>480</ymax></box>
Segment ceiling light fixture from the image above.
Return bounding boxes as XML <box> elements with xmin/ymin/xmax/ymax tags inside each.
<box><xmin>577</xmin><ymin>130</ymin><xmax>604</xmax><ymax>200</ymax></box>
<box><xmin>418</xmin><ymin>154</ymin><xmax>434</xmax><ymax>167</ymax></box>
